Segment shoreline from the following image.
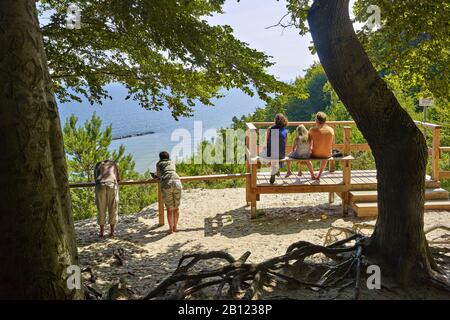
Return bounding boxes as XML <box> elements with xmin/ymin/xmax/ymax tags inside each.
<box><xmin>112</xmin><ymin>131</ymin><xmax>155</xmax><ymax>141</ymax></box>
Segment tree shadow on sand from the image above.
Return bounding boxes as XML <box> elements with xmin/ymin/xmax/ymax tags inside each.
<box><xmin>204</xmin><ymin>203</ymin><xmax>374</xmax><ymax>239</ymax></box>
<box><xmin>75</xmin><ymin>201</ymin><xmax>376</xmax><ymax>298</ymax></box>
<box><xmin>78</xmin><ymin>239</ymin><xmax>224</xmax><ymax>297</ymax></box>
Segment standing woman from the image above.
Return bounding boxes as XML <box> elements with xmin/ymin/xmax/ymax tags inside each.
<box><xmin>154</xmin><ymin>151</ymin><xmax>183</xmax><ymax>234</ymax></box>
<box><xmin>260</xmin><ymin>114</ymin><xmax>289</xmax><ymax>184</ymax></box>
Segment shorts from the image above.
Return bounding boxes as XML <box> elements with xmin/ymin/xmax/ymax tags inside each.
<box><xmin>288</xmin><ymin>151</ymin><xmax>311</xmax><ymax>159</ymax></box>
<box><xmin>161</xmin><ymin>180</ymin><xmax>182</xmax><ymax>209</ymax></box>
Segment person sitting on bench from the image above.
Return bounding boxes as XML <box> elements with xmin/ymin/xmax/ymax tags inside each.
<box><xmin>308</xmin><ymin>112</ymin><xmax>335</xmax><ymax>180</ymax></box>
<box><xmin>286</xmin><ymin>125</ymin><xmax>315</xmax><ymax>179</ymax></box>
<box><xmin>259</xmin><ymin>113</ymin><xmax>288</xmax><ymax>184</ymax></box>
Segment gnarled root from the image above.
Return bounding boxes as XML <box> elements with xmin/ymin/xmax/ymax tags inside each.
<box><xmin>143</xmin><ymin>235</ymin><xmax>367</xmax><ymax>300</ymax></box>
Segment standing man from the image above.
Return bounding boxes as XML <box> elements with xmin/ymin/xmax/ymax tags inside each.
<box><xmin>308</xmin><ymin>112</ymin><xmax>335</xmax><ymax>180</ymax></box>
<box><xmin>94</xmin><ymin>160</ymin><xmax>120</xmax><ymax>237</ymax></box>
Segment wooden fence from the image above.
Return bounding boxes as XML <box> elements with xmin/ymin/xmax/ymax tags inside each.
<box><xmin>69</xmin><ymin>173</ymin><xmax>249</xmax><ymax>226</ymax></box>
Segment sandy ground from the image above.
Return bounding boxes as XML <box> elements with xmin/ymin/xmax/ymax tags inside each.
<box><xmin>75</xmin><ymin>188</ymin><xmax>450</xmax><ymax>299</ymax></box>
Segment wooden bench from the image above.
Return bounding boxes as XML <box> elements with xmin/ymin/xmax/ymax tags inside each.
<box><xmin>257</xmin><ymin>154</ymin><xmax>353</xmax><ymax>164</ymax></box>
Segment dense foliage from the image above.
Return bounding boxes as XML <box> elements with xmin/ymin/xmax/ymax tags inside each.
<box><xmin>352</xmin><ymin>0</ymin><xmax>449</xmax><ymax>101</ymax></box>
<box><xmin>281</xmin><ymin>0</ymin><xmax>449</xmax><ymax>102</ymax></box>
<box><xmin>38</xmin><ymin>0</ymin><xmax>295</xmax><ymax>118</ymax></box>
<box><xmin>181</xmin><ymin>63</ymin><xmax>450</xmax><ymax>188</ymax></box>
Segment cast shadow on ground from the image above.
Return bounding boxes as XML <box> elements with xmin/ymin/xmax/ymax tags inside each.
<box><xmin>204</xmin><ymin>203</ymin><xmax>372</xmax><ymax>239</ymax></box>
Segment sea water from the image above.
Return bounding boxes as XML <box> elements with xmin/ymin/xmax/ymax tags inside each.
<box><xmin>58</xmin><ymin>84</ymin><xmax>262</xmax><ymax>173</ymax></box>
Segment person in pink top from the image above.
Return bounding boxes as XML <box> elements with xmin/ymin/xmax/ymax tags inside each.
<box><xmin>94</xmin><ymin>160</ymin><xmax>121</xmax><ymax>237</ymax></box>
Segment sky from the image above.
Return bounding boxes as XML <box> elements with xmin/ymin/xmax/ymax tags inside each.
<box><xmin>207</xmin><ymin>0</ymin><xmax>318</xmax><ymax>82</ymax></box>
<box><xmin>207</xmin><ymin>0</ymin><xmax>364</xmax><ymax>82</ymax></box>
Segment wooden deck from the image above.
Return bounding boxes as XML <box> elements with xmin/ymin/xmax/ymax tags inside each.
<box><xmin>254</xmin><ymin>170</ymin><xmax>449</xmax><ymax>217</ymax></box>
<box><xmin>256</xmin><ymin>170</ymin><xmax>439</xmax><ymax>190</ymax></box>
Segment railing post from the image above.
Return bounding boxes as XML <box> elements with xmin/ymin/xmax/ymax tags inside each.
<box><xmin>246</xmin><ymin>123</ymin><xmax>258</xmax><ymax>216</ymax></box>
<box><xmin>342</xmin><ymin>159</ymin><xmax>351</xmax><ymax>216</ymax></box>
<box><xmin>329</xmin><ymin>192</ymin><xmax>335</xmax><ymax>203</ymax></box>
<box><xmin>431</xmin><ymin>126</ymin><xmax>441</xmax><ymax>181</ymax></box>
<box><xmin>343</xmin><ymin>126</ymin><xmax>351</xmax><ymax>156</ymax></box>
<box><xmin>250</xmin><ymin>163</ymin><xmax>258</xmax><ymax>219</ymax></box>
<box><xmin>342</xmin><ymin>126</ymin><xmax>352</xmax><ymax>215</ymax></box>
<box><xmin>247</xmin><ymin>124</ymin><xmax>257</xmax><ymax>165</ymax></box>
<box><xmin>329</xmin><ymin>124</ymin><xmax>336</xmax><ymax>172</ymax></box>
<box><xmin>245</xmin><ymin>135</ymin><xmax>251</xmax><ymax>205</ymax></box>
<box><xmin>157</xmin><ymin>182</ymin><xmax>164</xmax><ymax>226</ymax></box>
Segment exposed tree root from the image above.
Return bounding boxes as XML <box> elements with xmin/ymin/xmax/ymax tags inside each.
<box><xmin>142</xmin><ymin>234</ymin><xmax>367</xmax><ymax>300</ymax></box>
<box><xmin>425</xmin><ymin>224</ymin><xmax>450</xmax><ymax>245</ymax></box>
<box><xmin>82</xmin><ymin>227</ymin><xmax>450</xmax><ymax>300</ymax></box>
<box><xmin>353</xmin><ymin>239</ymin><xmax>363</xmax><ymax>300</ymax></box>
<box><xmin>324</xmin><ymin>224</ymin><xmax>374</xmax><ymax>246</ymax></box>
<box><xmin>425</xmin><ymin>224</ymin><xmax>450</xmax><ymax>234</ymax></box>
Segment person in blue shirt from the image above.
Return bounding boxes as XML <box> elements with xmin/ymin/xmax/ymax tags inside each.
<box><xmin>260</xmin><ymin>114</ymin><xmax>289</xmax><ymax>184</ymax></box>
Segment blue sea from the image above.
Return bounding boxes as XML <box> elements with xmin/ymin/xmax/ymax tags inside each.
<box><xmin>58</xmin><ymin>84</ymin><xmax>262</xmax><ymax>173</ymax></box>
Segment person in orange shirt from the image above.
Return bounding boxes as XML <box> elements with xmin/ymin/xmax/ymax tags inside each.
<box><xmin>307</xmin><ymin>112</ymin><xmax>335</xmax><ymax>180</ymax></box>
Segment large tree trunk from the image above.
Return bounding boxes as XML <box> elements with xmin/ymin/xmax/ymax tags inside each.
<box><xmin>0</xmin><ymin>0</ymin><xmax>81</xmax><ymax>299</ymax></box>
<box><xmin>307</xmin><ymin>0</ymin><xmax>435</xmax><ymax>284</ymax></box>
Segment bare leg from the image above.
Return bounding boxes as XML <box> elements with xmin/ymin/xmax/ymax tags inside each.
<box><xmin>316</xmin><ymin>160</ymin><xmax>328</xmax><ymax>180</ymax></box>
<box><xmin>99</xmin><ymin>225</ymin><xmax>105</xmax><ymax>238</ymax></box>
<box><xmin>173</xmin><ymin>208</ymin><xmax>180</xmax><ymax>232</ymax></box>
<box><xmin>109</xmin><ymin>224</ymin><xmax>115</xmax><ymax>237</ymax></box>
<box><xmin>305</xmin><ymin>161</ymin><xmax>316</xmax><ymax>179</ymax></box>
<box><xmin>297</xmin><ymin>161</ymin><xmax>303</xmax><ymax>176</ymax></box>
<box><xmin>286</xmin><ymin>161</ymin><xmax>292</xmax><ymax>177</ymax></box>
<box><xmin>269</xmin><ymin>161</ymin><xmax>280</xmax><ymax>184</ymax></box>
<box><xmin>167</xmin><ymin>208</ymin><xmax>174</xmax><ymax>234</ymax></box>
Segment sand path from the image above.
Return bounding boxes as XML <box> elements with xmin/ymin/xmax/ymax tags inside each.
<box><xmin>75</xmin><ymin>188</ymin><xmax>449</xmax><ymax>298</ymax></box>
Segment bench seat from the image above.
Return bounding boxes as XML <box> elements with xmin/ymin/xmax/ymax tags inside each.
<box><xmin>254</xmin><ymin>155</ymin><xmax>354</xmax><ymax>163</ymax></box>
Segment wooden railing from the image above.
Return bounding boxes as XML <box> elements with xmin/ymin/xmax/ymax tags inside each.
<box><xmin>439</xmin><ymin>147</ymin><xmax>450</xmax><ymax>180</ymax></box>
<box><xmin>69</xmin><ymin>173</ymin><xmax>249</xmax><ymax>226</ymax></box>
<box><xmin>415</xmin><ymin>121</ymin><xmax>450</xmax><ymax>181</ymax></box>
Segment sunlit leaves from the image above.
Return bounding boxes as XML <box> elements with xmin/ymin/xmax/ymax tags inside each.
<box><xmin>39</xmin><ymin>0</ymin><xmax>292</xmax><ymax>118</ymax></box>
<box><xmin>352</xmin><ymin>0</ymin><xmax>449</xmax><ymax>101</ymax></box>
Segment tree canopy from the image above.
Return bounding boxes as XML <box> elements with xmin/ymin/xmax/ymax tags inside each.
<box><xmin>353</xmin><ymin>0</ymin><xmax>449</xmax><ymax>101</ymax></box>
<box><xmin>283</xmin><ymin>0</ymin><xmax>449</xmax><ymax>102</ymax></box>
<box><xmin>38</xmin><ymin>0</ymin><xmax>295</xmax><ymax>118</ymax></box>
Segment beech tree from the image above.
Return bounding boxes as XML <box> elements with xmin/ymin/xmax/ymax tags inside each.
<box><xmin>282</xmin><ymin>0</ymin><xmax>449</xmax><ymax>285</ymax></box>
<box><xmin>0</xmin><ymin>0</ymin><xmax>82</xmax><ymax>299</ymax></box>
